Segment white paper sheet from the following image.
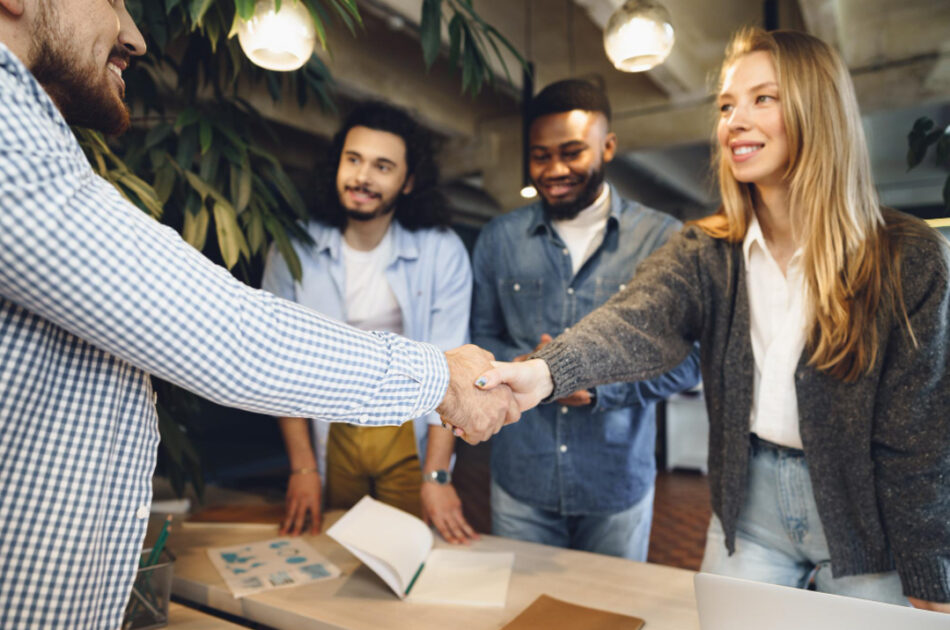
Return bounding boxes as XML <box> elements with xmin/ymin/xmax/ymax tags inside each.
<box><xmin>407</xmin><ymin>549</ymin><xmax>514</xmax><ymax>607</ymax></box>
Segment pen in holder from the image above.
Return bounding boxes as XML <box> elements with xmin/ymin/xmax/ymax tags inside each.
<box><xmin>122</xmin><ymin>547</ymin><xmax>175</xmax><ymax>630</ymax></box>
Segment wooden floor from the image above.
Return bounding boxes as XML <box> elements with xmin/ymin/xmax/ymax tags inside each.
<box><xmin>453</xmin><ymin>441</ymin><xmax>711</xmax><ymax>571</ymax></box>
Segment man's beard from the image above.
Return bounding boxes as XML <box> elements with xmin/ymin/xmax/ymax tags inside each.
<box><xmin>540</xmin><ymin>165</ymin><xmax>606</xmax><ymax>221</ymax></box>
<box><xmin>29</xmin><ymin>4</ymin><xmax>131</xmax><ymax>135</ymax></box>
<box><xmin>340</xmin><ymin>185</ymin><xmax>400</xmax><ymax>223</ymax></box>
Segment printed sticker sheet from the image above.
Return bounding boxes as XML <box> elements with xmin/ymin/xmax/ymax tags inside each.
<box><xmin>207</xmin><ymin>537</ymin><xmax>341</xmax><ymax>598</ymax></box>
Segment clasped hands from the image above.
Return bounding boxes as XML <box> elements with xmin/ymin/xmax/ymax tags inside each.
<box><xmin>436</xmin><ymin>341</ymin><xmax>559</xmax><ymax>444</ymax></box>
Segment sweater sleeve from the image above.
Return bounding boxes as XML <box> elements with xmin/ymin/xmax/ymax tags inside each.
<box><xmin>873</xmin><ymin>234</ymin><xmax>950</xmax><ymax>603</ymax></box>
<box><xmin>535</xmin><ymin>227</ymin><xmax>707</xmax><ymax>400</ymax></box>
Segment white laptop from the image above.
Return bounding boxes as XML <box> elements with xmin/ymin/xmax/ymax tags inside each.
<box><xmin>694</xmin><ymin>573</ymin><xmax>949</xmax><ymax>630</ymax></box>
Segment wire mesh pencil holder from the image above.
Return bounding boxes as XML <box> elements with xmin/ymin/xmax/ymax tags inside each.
<box><xmin>122</xmin><ymin>548</ymin><xmax>175</xmax><ymax>630</ymax></box>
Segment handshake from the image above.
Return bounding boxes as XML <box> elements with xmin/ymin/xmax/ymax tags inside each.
<box><xmin>435</xmin><ymin>344</ymin><xmax>556</xmax><ymax>444</ymax></box>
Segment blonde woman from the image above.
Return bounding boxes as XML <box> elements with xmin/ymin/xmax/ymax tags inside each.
<box><xmin>478</xmin><ymin>28</ymin><xmax>950</xmax><ymax>611</ymax></box>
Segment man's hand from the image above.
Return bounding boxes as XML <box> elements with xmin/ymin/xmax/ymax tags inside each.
<box><xmin>475</xmin><ymin>358</ymin><xmax>554</xmax><ymax>413</ymax></box>
<box><xmin>421</xmin><ymin>482</ymin><xmax>479</xmax><ymax>544</ymax></box>
<box><xmin>280</xmin><ymin>471</ymin><xmax>322</xmax><ymax>536</ymax></box>
<box><xmin>557</xmin><ymin>389</ymin><xmax>593</xmax><ymax>406</ymax></box>
<box><xmin>513</xmin><ymin>333</ymin><xmax>553</xmax><ymax>363</ymax></box>
<box><xmin>908</xmin><ymin>597</ymin><xmax>950</xmax><ymax>613</ymax></box>
<box><xmin>513</xmin><ymin>334</ymin><xmax>589</xmax><ymax>406</ymax></box>
<box><xmin>437</xmin><ymin>345</ymin><xmax>520</xmax><ymax>444</ymax></box>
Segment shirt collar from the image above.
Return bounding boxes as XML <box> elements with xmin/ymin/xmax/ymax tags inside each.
<box><xmin>742</xmin><ymin>213</ymin><xmax>804</xmax><ymax>269</ymax></box>
<box><xmin>313</xmin><ymin>220</ymin><xmax>418</xmax><ymax>263</ymax></box>
<box><xmin>526</xmin><ymin>183</ymin><xmax>621</xmax><ymax>236</ymax></box>
<box><xmin>742</xmin><ymin>214</ymin><xmax>767</xmax><ymax>268</ymax></box>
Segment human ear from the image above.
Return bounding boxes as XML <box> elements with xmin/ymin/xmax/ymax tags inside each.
<box><xmin>603</xmin><ymin>132</ymin><xmax>617</xmax><ymax>164</ymax></box>
<box><xmin>0</xmin><ymin>0</ymin><xmax>26</xmax><ymax>17</ymax></box>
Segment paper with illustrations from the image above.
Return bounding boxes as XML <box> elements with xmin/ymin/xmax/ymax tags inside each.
<box><xmin>207</xmin><ymin>537</ymin><xmax>341</xmax><ymax>598</ymax></box>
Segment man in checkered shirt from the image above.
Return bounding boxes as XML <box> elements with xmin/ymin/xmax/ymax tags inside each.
<box><xmin>0</xmin><ymin>2</ymin><xmax>519</xmax><ymax>628</ymax></box>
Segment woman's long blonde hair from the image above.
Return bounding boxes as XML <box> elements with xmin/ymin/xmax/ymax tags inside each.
<box><xmin>695</xmin><ymin>27</ymin><xmax>910</xmax><ymax>382</ymax></box>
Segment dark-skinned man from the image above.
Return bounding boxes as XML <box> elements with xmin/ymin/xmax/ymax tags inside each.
<box><xmin>470</xmin><ymin>79</ymin><xmax>700</xmax><ymax>559</ymax></box>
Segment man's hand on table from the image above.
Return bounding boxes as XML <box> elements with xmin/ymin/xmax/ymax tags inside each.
<box><xmin>421</xmin><ymin>482</ymin><xmax>479</xmax><ymax>544</ymax></box>
<box><xmin>437</xmin><ymin>345</ymin><xmax>520</xmax><ymax>444</ymax></box>
<box><xmin>281</xmin><ymin>470</ymin><xmax>322</xmax><ymax>536</ymax></box>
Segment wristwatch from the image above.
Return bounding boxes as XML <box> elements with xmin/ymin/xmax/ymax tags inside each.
<box><xmin>423</xmin><ymin>469</ymin><xmax>452</xmax><ymax>485</ymax></box>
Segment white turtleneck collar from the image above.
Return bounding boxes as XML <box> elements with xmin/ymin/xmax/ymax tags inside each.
<box><xmin>551</xmin><ymin>184</ymin><xmax>611</xmax><ymax>276</ymax></box>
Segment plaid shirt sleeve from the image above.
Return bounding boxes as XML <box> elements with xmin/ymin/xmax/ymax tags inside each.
<box><xmin>0</xmin><ymin>53</ymin><xmax>449</xmax><ymax>427</ymax></box>
<box><xmin>0</xmin><ymin>43</ymin><xmax>448</xmax><ymax>630</ymax></box>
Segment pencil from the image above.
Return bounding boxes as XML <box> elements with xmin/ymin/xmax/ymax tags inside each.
<box><xmin>144</xmin><ymin>515</ymin><xmax>172</xmax><ymax>567</ymax></box>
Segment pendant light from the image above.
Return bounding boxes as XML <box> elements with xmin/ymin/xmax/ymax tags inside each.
<box><xmin>236</xmin><ymin>0</ymin><xmax>317</xmax><ymax>72</ymax></box>
<box><xmin>603</xmin><ymin>0</ymin><xmax>675</xmax><ymax>73</ymax></box>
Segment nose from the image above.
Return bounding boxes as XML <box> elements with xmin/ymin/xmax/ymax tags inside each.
<box><xmin>353</xmin><ymin>160</ymin><xmax>373</xmax><ymax>184</ymax></box>
<box><xmin>725</xmin><ymin>103</ymin><xmax>751</xmax><ymax>132</ymax></box>
<box><xmin>543</xmin><ymin>157</ymin><xmax>571</xmax><ymax>179</ymax></box>
<box><xmin>117</xmin><ymin>2</ymin><xmax>147</xmax><ymax>57</ymax></box>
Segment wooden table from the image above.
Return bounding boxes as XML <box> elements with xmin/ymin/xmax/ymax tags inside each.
<box><xmin>167</xmin><ymin>601</ymin><xmax>245</xmax><ymax>629</ymax></box>
<box><xmin>170</xmin><ymin>512</ymin><xmax>699</xmax><ymax>630</ymax></box>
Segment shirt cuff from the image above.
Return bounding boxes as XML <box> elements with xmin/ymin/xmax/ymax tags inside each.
<box><xmin>405</xmin><ymin>340</ymin><xmax>450</xmax><ymax>420</ymax></box>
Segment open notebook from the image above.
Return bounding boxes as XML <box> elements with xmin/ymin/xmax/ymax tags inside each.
<box><xmin>326</xmin><ymin>496</ymin><xmax>514</xmax><ymax>606</ymax></box>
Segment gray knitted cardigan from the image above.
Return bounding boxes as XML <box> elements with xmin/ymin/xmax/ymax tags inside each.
<box><xmin>535</xmin><ymin>210</ymin><xmax>950</xmax><ymax>602</ymax></box>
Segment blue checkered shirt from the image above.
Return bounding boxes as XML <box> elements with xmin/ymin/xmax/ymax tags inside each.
<box><xmin>0</xmin><ymin>43</ymin><xmax>449</xmax><ymax>629</ymax></box>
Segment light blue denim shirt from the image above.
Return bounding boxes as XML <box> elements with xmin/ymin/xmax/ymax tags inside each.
<box><xmin>262</xmin><ymin>219</ymin><xmax>472</xmax><ymax>479</ymax></box>
<box><xmin>472</xmin><ymin>185</ymin><xmax>701</xmax><ymax>514</ymax></box>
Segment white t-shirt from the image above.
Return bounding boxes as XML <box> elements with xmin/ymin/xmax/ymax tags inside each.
<box><xmin>341</xmin><ymin>227</ymin><xmax>404</xmax><ymax>335</ymax></box>
<box><xmin>552</xmin><ymin>185</ymin><xmax>611</xmax><ymax>276</ymax></box>
<box><xmin>743</xmin><ymin>216</ymin><xmax>807</xmax><ymax>449</ymax></box>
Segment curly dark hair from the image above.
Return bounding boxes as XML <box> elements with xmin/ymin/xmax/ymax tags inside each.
<box><xmin>311</xmin><ymin>101</ymin><xmax>451</xmax><ymax>231</ymax></box>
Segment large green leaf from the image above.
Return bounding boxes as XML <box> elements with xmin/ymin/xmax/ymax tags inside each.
<box><xmin>199</xmin><ymin>119</ymin><xmax>214</xmax><ymax>154</ymax></box>
<box><xmin>420</xmin><ymin>0</ymin><xmax>443</xmax><ymax>69</ymax></box>
<box><xmin>189</xmin><ymin>0</ymin><xmax>215</xmax><ymax>25</ymax></box>
<box><xmin>233</xmin><ymin>0</ymin><xmax>255</xmax><ymax>20</ymax></box>
<box><xmin>212</xmin><ymin>199</ymin><xmax>251</xmax><ymax>269</ymax></box>
<box><xmin>183</xmin><ymin>205</ymin><xmax>210</xmax><ymax>250</ymax></box>
<box><xmin>264</xmin><ymin>214</ymin><xmax>303</xmax><ymax>281</ymax></box>
<box><xmin>118</xmin><ymin>172</ymin><xmax>164</xmax><ymax>219</ymax></box>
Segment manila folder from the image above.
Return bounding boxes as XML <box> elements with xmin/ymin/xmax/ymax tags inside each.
<box><xmin>502</xmin><ymin>595</ymin><xmax>645</xmax><ymax>630</ymax></box>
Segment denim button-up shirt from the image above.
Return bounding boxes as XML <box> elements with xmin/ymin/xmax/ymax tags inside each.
<box><xmin>472</xmin><ymin>186</ymin><xmax>701</xmax><ymax>514</ymax></box>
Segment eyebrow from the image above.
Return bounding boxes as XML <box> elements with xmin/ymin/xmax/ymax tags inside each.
<box><xmin>529</xmin><ymin>140</ymin><xmax>588</xmax><ymax>152</ymax></box>
<box><xmin>718</xmin><ymin>81</ymin><xmax>779</xmax><ymax>100</ymax></box>
<box><xmin>343</xmin><ymin>150</ymin><xmax>397</xmax><ymax>167</ymax></box>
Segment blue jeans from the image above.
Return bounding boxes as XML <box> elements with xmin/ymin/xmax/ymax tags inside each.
<box><xmin>700</xmin><ymin>437</ymin><xmax>908</xmax><ymax>606</ymax></box>
<box><xmin>491</xmin><ymin>480</ymin><xmax>655</xmax><ymax>561</ymax></box>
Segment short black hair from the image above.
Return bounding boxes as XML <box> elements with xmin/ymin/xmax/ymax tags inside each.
<box><xmin>526</xmin><ymin>79</ymin><xmax>612</xmax><ymax>130</ymax></box>
<box><xmin>312</xmin><ymin>100</ymin><xmax>451</xmax><ymax>231</ymax></box>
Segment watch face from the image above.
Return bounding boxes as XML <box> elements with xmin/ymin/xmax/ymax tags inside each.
<box><xmin>429</xmin><ymin>470</ymin><xmax>450</xmax><ymax>484</ymax></box>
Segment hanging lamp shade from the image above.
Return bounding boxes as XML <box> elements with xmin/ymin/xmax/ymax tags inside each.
<box><xmin>603</xmin><ymin>0</ymin><xmax>675</xmax><ymax>72</ymax></box>
<box><xmin>236</xmin><ymin>0</ymin><xmax>316</xmax><ymax>72</ymax></box>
